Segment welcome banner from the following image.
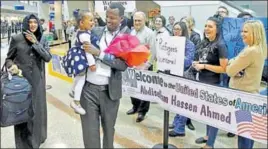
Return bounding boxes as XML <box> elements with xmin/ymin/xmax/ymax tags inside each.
<box><xmin>122</xmin><ymin>68</ymin><xmax>267</xmax><ymax>144</ymax></box>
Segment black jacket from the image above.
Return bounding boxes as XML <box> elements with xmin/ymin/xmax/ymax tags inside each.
<box><xmin>91</xmin><ymin>25</ymin><xmax>130</xmax><ymax>100</ymax></box>
<box><xmin>5</xmin><ymin>14</ymin><xmax>51</xmax><ymax>148</ymax></box>
<box><xmin>190</xmin><ymin>30</ymin><xmax>201</xmax><ymax>47</ymax></box>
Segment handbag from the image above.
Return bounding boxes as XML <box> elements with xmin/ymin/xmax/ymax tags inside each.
<box><xmin>183</xmin><ymin>66</ymin><xmax>197</xmax><ymax>80</ymax></box>
<box><xmin>0</xmin><ymin>65</ymin><xmax>32</xmax><ymax>127</ymax></box>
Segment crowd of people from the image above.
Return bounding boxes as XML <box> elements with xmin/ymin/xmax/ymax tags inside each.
<box><xmin>1</xmin><ymin>20</ymin><xmax>23</xmax><ymax>44</ymax></box>
<box><xmin>4</xmin><ymin>2</ymin><xmax>267</xmax><ymax>149</ymax></box>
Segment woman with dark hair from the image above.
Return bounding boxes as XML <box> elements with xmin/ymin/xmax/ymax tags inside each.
<box><xmin>5</xmin><ymin>14</ymin><xmax>51</xmax><ymax>148</ymax></box>
<box><xmin>154</xmin><ymin>15</ymin><xmax>170</xmax><ymax>39</ymax></box>
<box><xmin>193</xmin><ymin>16</ymin><xmax>228</xmax><ymax>148</ymax></box>
<box><xmin>168</xmin><ymin>21</ymin><xmax>195</xmax><ymax>137</ymax></box>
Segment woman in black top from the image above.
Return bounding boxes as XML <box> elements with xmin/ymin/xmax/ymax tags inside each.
<box><xmin>193</xmin><ymin>16</ymin><xmax>228</xmax><ymax>148</ymax></box>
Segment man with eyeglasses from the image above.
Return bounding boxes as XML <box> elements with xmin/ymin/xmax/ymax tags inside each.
<box><xmin>166</xmin><ymin>16</ymin><xmax>175</xmax><ymax>35</ymax></box>
<box><xmin>217</xmin><ymin>6</ymin><xmax>229</xmax><ymax>18</ymax></box>
<box><xmin>126</xmin><ymin>11</ymin><xmax>156</xmax><ymax>123</ymax></box>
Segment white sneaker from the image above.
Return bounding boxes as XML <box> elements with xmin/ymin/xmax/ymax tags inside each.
<box><xmin>70</xmin><ymin>101</ymin><xmax>86</xmax><ymax>115</ymax></box>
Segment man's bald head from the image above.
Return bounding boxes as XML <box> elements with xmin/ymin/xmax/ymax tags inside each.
<box><xmin>133</xmin><ymin>11</ymin><xmax>146</xmax><ymax>31</ymax></box>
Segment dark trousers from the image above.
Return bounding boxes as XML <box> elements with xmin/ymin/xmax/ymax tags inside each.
<box><xmin>80</xmin><ymin>82</ymin><xmax>120</xmax><ymax>148</ymax></box>
<box><xmin>130</xmin><ymin>65</ymin><xmax>153</xmax><ymax>115</ymax></box>
<box><xmin>130</xmin><ymin>97</ymin><xmax>150</xmax><ymax>115</ymax></box>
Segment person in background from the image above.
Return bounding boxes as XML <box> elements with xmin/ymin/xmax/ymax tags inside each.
<box><xmin>166</xmin><ymin>16</ymin><xmax>175</xmax><ymax>35</ymax></box>
<box><xmin>181</xmin><ymin>16</ymin><xmax>202</xmax><ymax>46</ymax></box>
<box><xmin>94</xmin><ymin>12</ymin><xmax>106</xmax><ymax>26</ymax></box>
<box><xmin>217</xmin><ymin>6</ymin><xmax>229</xmax><ymax>18</ymax></box>
<box><xmin>62</xmin><ymin>21</ymin><xmax>68</xmax><ymax>41</ymax></box>
<box><xmin>168</xmin><ymin>21</ymin><xmax>195</xmax><ymax>137</ymax></box>
<box><xmin>5</xmin><ymin>14</ymin><xmax>51</xmax><ymax>148</ymax></box>
<box><xmin>40</xmin><ymin>18</ymin><xmax>47</xmax><ymax>33</ymax></box>
<box><xmin>237</xmin><ymin>11</ymin><xmax>253</xmax><ymax>18</ymax></box>
<box><xmin>194</xmin><ymin>16</ymin><xmax>228</xmax><ymax>149</ymax></box>
<box><xmin>94</xmin><ymin>11</ymin><xmax>133</xmax><ymax>30</ymax></box>
<box><xmin>94</xmin><ymin>18</ymin><xmax>99</xmax><ymax>27</ymax></box>
<box><xmin>226</xmin><ymin>20</ymin><xmax>267</xmax><ymax>149</ymax></box>
<box><xmin>154</xmin><ymin>15</ymin><xmax>170</xmax><ymax>43</ymax></box>
<box><xmin>126</xmin><ymin>11</ymin><xmax>156</xmax><ymax>122</ymax></box>
<box><xmin>66</xmin><ymin>20</ymin><xmax>75</xmax><ymax>41</ymax></box>
<box><xmin>177</xmin><ymin>15</ymin><xmax>202</xmax><ymax>131</ymax></box>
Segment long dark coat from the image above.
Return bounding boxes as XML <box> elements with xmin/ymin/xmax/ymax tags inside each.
<box><xmin>5</xmin><ymin>14</ymin><xmax>51</xmax><ymax>148</ymax></box>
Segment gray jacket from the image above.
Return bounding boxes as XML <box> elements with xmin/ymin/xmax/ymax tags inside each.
<box><xmin>91</xmin><ymin>26</ymin><xmax>130</xmax><ymax>100</ymax></box>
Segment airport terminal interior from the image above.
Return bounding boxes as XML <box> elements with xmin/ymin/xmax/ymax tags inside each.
<box><xmin>1</xmin><ymin>0</ymin><xmax>267</xmax><ymax>148</ymax></box>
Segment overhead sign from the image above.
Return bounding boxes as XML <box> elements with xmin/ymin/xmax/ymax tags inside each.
<box><xmin>14</xmin><ymin>5</ymin><xmax>24</xmax><ymax>10</ymax></box>
<box><xmin>95</xmin><ymin>1</ymin><xmax>136</xmax><ymax>12</ymax></box>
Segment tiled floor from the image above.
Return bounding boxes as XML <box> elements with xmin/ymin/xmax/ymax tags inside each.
<box><xmin>1</xmin><ymin>44</ymin><xmax>267</xmax><ymax>148</ymax></box>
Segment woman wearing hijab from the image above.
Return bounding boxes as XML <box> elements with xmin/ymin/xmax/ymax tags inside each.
<box><xmin>5</xmin><ymin>14</ymin><xmax>51</xmax><ymax>148</ymax></box>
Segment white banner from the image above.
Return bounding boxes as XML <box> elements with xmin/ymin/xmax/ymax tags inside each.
<box><xmin>122</xmin><ymin>68</ymin><xmax>268</xmax><ymax>144</ymax></box>
<box><xmin>156</xmin><ymin>36</ymin><xmax>185</xmax><ymax>76</ymax></box>
<box><xmin>95</xmin><ymin>1</ymin><xmax>136</xmax><ymax>12</ymax></box>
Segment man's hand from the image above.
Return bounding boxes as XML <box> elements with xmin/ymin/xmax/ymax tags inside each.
<box><xmin>23</xmin><ymin>30</ymin><xmax>38</xmax><ymax>44</ymax></box>
<box><xmin>83</xmin><ymin>41</ymin><xmax>100</xmax><ymax>56</ymax></box>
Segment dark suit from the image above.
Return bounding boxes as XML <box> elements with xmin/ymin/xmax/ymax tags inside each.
<box><xmin>80</xmin><ymin>25</ymin><xmax>130</xmax><ymax>148</ymax></box>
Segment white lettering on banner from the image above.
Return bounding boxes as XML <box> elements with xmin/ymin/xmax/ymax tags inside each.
<box><xmin>95</xmin><ymin>1</ymin><xmax>136</xmax><ymax>12</ymax></box>
<box><xmin>156</xmin><ymin>36</ymin><xmax>185</xmax><ymax>76</ymax></box>
<box><xmin>122</xmin><ymin>68</ymin><xmax>268</xmax><ymax>144</ymax></box>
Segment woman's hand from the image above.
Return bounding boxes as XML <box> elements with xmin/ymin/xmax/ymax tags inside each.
<box><xmin>83</xmin><ymin>41</ymin><xmax>100</xmax><ymax>56</ymax></box>
<box><xmin>193</xmin><ymin>63</ymin><xmax>205</xmax><ymax>71</ymax></box>
<box><xmin>23</xmin><ymin>30</ymin><xmax>37</xmax><ymax>44</ymax></box>
<box><xmin>7</xmin><ymin>64</ymin><xmax>20</xmax><ymax>75</ymax></box>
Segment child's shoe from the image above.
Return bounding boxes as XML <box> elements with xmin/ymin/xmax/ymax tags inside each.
<box><xmin>70</xmin><ymin>101</ymin><xmax>86</xmax><ymax>115</ymax></box>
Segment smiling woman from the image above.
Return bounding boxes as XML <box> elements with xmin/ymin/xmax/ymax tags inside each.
<box><xmin>5</xmin><ymin>14</ymin><xmax>51</xmax><ymax>148</ymax></box>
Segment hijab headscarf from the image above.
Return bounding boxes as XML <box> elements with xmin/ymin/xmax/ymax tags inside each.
<box><xmin>22</xmin><ymin>14</ymin><xmax>43</xmax><ymax>43</ymax></box>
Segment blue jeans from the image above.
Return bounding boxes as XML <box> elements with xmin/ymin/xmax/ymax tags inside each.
<box><xmin>238</xmin><ymin>136</ymin><xmax>254</xmax><ymax>149</ymax></box>
<box><xmin>172</xmin><ymin>114</ymin><xmax>187</xmax><ymax>134</ymax></box>
<box><xmin>206</xmin><ymin>125</ymin><xmax>218</xmax><ymax>147</ymax></box>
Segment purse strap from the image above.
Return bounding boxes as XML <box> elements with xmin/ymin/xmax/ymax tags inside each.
<box><xmin>1</xmin><ymin>62</ymin><xmax>7</xmax><ymax>72</ymax></box>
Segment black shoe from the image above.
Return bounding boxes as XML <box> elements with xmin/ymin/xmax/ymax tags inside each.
<box><xmin>168</xmin><ymin>130</ymin><xmax>185</xmax><ymax>137</ymax></box>
<box><xmin>227</xmin><ymin>132</ymin><xmax>235</xmax><ymax>137</ymax></box>
<box><xmin>169</xmin><ymin>124</ymin><xmax>174</xmax><ymax>129</ymax></box>
<box><xmin>136</xmin><ymin>114</ymin><xmax>145</xmax><ymax>123</ymax></box>
<box><xmin>187</xmin><ymin>121</ymin><xmax>195</xmax><ymax>130</ymax></box>
<box><xmin>126</xmin><ymin>109</ymin><xmax>137</xmax><ymax>115</ymax></box>
<box><xmin>195</xmin><ymin>137</ymin><xmax>207</xmax><ymax>144</ymax></box>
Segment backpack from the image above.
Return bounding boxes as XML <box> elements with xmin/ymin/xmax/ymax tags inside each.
<box><xmin>0</xmin><ymin>66</ymin><xmax>32</xmax><ymax>127</ymax></box>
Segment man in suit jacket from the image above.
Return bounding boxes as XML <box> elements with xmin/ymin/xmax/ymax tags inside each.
<box><xmin>79</xmin><ymin>2</ymin><xmax>130</xmax><ymax>148</ymax></box>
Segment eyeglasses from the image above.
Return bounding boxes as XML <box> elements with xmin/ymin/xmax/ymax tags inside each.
<box><xmin>218</xmin><ymin>11</ymin><xmax>227</xmax><ymax>14</ymax></box>
<box><xmin>173</xmin><ymin>28</ymin><xmax>181</xmax><ymax>31</ymax></box>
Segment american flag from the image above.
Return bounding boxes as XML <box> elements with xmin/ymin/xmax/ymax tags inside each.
<box><xmin>235</xmin><ymin>110</ymin><xmax>268</xmax><ymax>140</ymax></box>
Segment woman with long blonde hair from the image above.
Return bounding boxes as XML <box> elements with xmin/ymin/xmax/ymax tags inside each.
<box><xmin>226</xmin><ymin>20</ymin><xmax>267</xmax><ymax>148</ymax></box>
